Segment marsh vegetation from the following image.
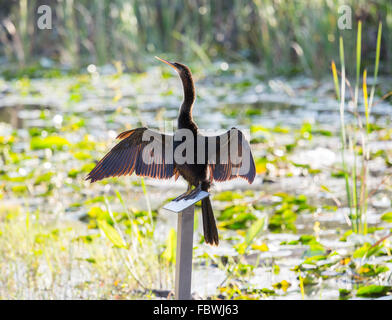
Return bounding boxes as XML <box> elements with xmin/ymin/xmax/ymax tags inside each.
<box><xmin>0</xmin><ymin>0</ymin><xmax>391</xmax><ymax>300</ymax></box>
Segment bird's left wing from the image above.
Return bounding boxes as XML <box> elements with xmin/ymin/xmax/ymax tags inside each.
<box><xmin>206</xmin><ymin>128</ymin><xmax>256</xmax><ymax>184</ymax></box>
<box><xmin>86</xmin><ymin>127</ymin><xmax>176</xmax><ymax>183</ymax></box>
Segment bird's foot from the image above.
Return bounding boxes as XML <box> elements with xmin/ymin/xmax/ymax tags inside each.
<box><xmin>184</xmin><ymin>185</ymin><xmax>202</xmax><ymax>199</ymax></box>
<box><xmin>173</xmin><ymin>185</ymin><xmax>202</xmax><ymax>201</ymax></box>
<box><xmin>173</xmin><ymin>188</ymin><xmax>193</xmax><ymax>201</ymax></box>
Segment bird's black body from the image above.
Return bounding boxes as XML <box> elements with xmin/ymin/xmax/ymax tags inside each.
<box><xmin>87</xmin><ymin>57</ymin><xmax>256</xmax><ymax>246</ymax></box>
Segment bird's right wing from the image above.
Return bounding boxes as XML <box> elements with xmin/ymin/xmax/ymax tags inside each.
<box><xmin>206</xmin><ymin>128</ymin><xmax>256</xmax><ymax>184</ymax></box>
<box><xmin>86</xmin><ymin>127</ymin><xmax>176</xmax><ymax>183</ymax></box>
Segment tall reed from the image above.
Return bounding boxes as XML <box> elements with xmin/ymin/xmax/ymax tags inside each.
<box><xmin>332</xmin><ymin>21</ymin><xmax>383</xmax><ymax>234</ymax></box>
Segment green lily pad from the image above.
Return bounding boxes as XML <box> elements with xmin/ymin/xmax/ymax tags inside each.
<box><xmin>30</xmin><ymin>135</ymin><xmax>70</xmax><ymax>150</ymax></box>
<box><xmin>356</xmin><ymin>285</ymin><xmax>392</xmax><ymax>298</ymax></box>
<box><xmin>381</xmin><ymin>212</ymin><xmax>392</xmax><ymax>223</ymax></box>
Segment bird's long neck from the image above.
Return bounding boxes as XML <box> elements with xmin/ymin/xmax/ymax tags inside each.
<box><xmin>178</xmin><ymin>71</ymin><xmax>197</xmax><ymax>131</ymax></box>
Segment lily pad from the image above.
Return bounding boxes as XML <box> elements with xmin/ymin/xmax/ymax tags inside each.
<box><xmin>356</xmin><ymin>285</ymin><xmax>392</xmax><ymax>298</ymax></box>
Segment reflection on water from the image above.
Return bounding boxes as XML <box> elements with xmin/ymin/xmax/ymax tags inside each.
<box><xmin>0</xmin><ymin>105</ymin><xmax>23</xmax><ymax>128</ymax></box>
<box><xmin>0</xmin><ymin>104</ymin><xmax>51</xmax><ymax>129</ymax></box>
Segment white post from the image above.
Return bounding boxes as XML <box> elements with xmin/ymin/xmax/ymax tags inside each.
<box><xmin>163</xmin><ymin>190</ymin><xmax>210</xmax><ymax>300</ymax></box>
<box><xmin>175</xmin><ymin>205</ymin><xmax>194</xmax><ymax>300</ymax></box>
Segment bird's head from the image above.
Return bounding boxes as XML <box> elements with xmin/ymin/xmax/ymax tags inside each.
<box><xmin>155</xmin><ymin>56</ymin><xmax>191</xmax><ymax>77</ymax></box>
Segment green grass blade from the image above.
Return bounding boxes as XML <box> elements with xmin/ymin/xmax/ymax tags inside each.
<box><xmin>338</xmin><ymin>36</ymin><xmax>353</xmax><ymax>225</ymax></box>
<box><xmin>140</xmin><ymin>177</ymin><xmax>154</xmax><ymax>231</ymax></box>
<box><xmin>363</xmin><ymin>69</ymin><xmax>370</xmax><ymax>133</ymax></box>
<box><xmin>354</xmin><ymin>21</ymin><xmax>362</xmax><ymax>107</ymax></box>
<box><xmin>369</xmin><ymin>22</ymin><xmax>382</xmax><ymax>108</ymax></box>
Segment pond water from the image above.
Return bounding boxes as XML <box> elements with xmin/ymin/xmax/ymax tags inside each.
<box><xmin>0</xmin><ymin>66</ymin><xmax>391</xmax><ymax>299</ymax></box>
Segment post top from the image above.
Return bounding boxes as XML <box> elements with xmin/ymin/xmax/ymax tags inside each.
<box><xmin>163</xmin><ymin>190</ymin><xmax>210</xmax><ymax>213</ymax></box>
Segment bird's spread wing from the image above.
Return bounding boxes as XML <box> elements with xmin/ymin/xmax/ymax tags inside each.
<box><xmin>206</xmin><ymin>128</ymin><xmax>256</xmax><ymax>183</ymax></box>
<box><xmin>86</xmin><ymin>127</ymin><xmax>175</xmax><ymax>183</ymax></box>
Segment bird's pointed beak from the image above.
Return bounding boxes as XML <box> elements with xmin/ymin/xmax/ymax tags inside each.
<box><xmin>155</xmin><ymin>56</ymin><xmax>179</xmax><ymax>72</ymax></box>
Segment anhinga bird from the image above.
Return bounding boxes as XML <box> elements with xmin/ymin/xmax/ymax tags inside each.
<box><xmin>86</xmin><ymin>57</ymin><xmax>256</xmax><ymax>246</ymax></box>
